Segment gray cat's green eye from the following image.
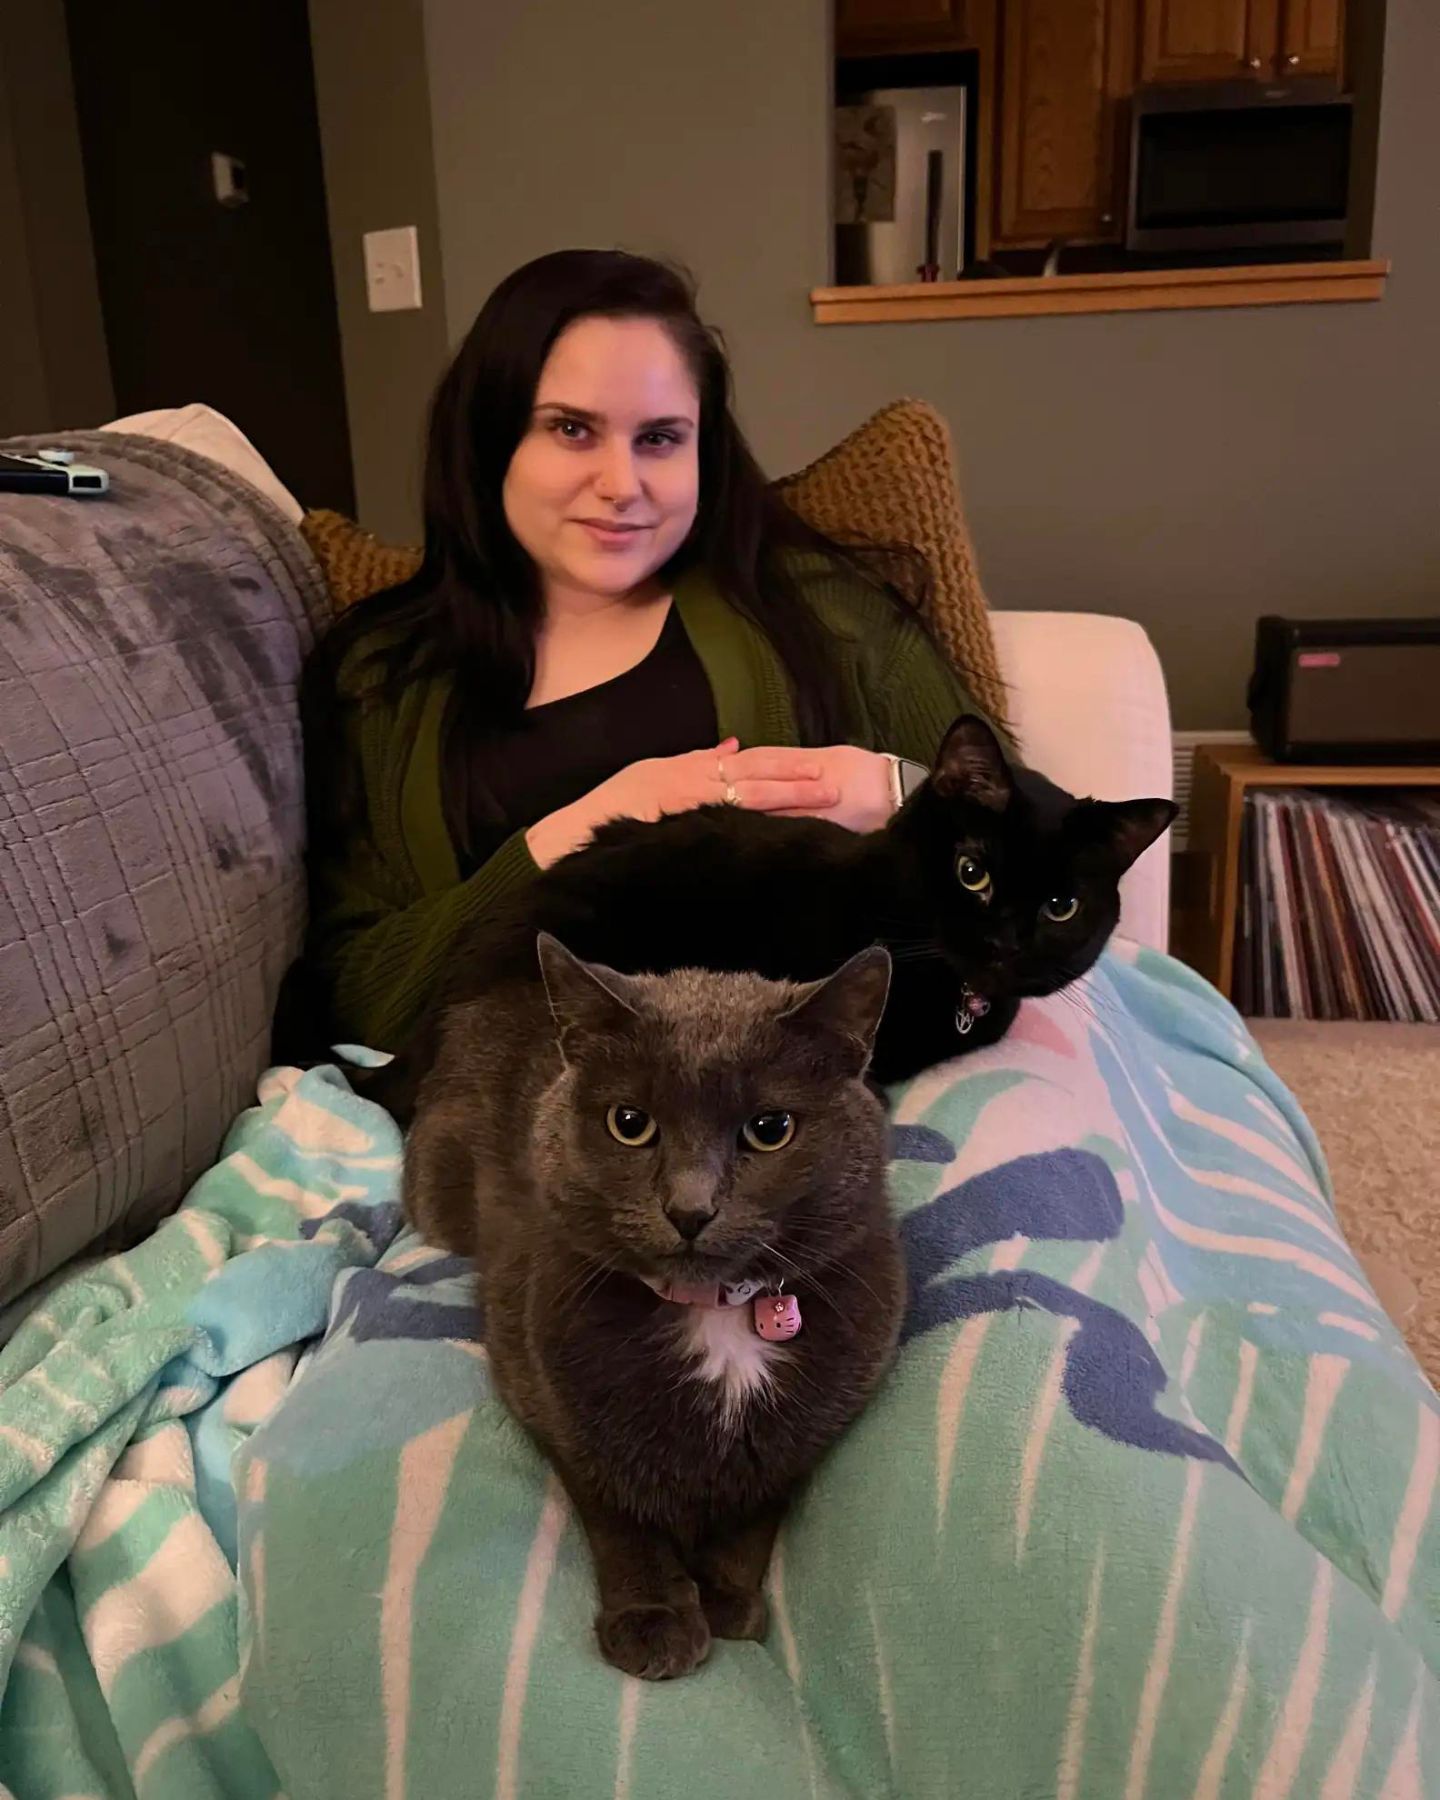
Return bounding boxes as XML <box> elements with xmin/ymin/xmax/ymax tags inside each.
<box><xmin>955</xmin><ymin>853</ymin><xmax>992</xmax><ymax>895</ymax></box>
<box><xmin>606</xmin><ymin>1105</ymin><xmax>657</xmax><ymax>1147</ymax></box>
<box><xmin>741</xmin><ymin>1111</ymin><xmax>795</xmax><ymax>1153</ymax></box>
<box><xmin>1041</xmin><ymin>896</ymin><xmax>1081</xmax><ymax>923</ymax></box>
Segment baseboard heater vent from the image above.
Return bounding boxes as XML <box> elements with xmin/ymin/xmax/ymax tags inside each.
<box><xmin>1171</xmin><ymin>731</ymin><xmax>1251</xmax><ymax>851</ymax></box>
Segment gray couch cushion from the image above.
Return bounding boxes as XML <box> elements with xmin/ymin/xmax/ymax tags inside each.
<box><xmin>0</xmin><ymin>431</ymin><xmax>328</xmax><ymax>1303</ymax></box>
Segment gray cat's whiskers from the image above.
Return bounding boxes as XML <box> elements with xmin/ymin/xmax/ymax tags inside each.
<box><xmin>549</xmin><ymin>1256</ymin><xmax>612</xmax><ymax>1319</ymax></box>
<box><xmin>765</xmin><ymin>1234</ymin><xmax>887</xmax><ymax>1317</ymax></box>
<box><xmin>759</xmin><ymin>1239</ymin><xmax>819</xmax><ymax>1297</ymax></box>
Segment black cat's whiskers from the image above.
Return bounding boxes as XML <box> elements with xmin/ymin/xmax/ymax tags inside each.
<box><xmin>1057</xmin><ymin>970</ymin><xmax>1126</xmax><ymax>1021</ymax></box>
<box><xmin>1055</xmin><ymin>984</ymin><xmax>1100</xmax><ymax>1027</ymax></box>
<box><xmin>1085</xmin><ymin>984</ymin><xmax>1127</xmax><ymax>1026</ymax></box>
<box><xmin>1055</xmin><ymin>981</ymin><xmax>1125</xmax><ymax>1036</ymax></box>
<box><xmin>867</xmin><ymin>909</ymin><xmax>947</xmax><ymax>949</ymax></box>
<box><xmin>887</xmin><ymin>938</ymin><xmax>948</xmax><ymax>967</ymax></box>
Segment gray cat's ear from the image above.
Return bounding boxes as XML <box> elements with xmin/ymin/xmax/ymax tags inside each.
<box><xmin>784</xmin><ymin>945</ymin><xmax>892</xmax><ymax>1073</ymax></box>
<box><xmin>537</xmin><ymin>933</ymin><xmax>639</xmax><ymax>1049</ymax></box>
<box><xmin>1091</xmin><ymin>798</ymin><xmax>1178</xmax><ymax>872</ymax></box>
<box><xmin>933</xmin><ymin>715</ymin><xmax>1013</xmax><ymax>811</ymax></box>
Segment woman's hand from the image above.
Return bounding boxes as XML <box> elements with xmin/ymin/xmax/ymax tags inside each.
<box><xmin>770</xmin><ymin>745</ymin><xmax>895</xmax><ymax>834</ymax></box>
<box><xmin>525</xmin><ymin>739</ymin><xmax>841</xmax><ymax>868</ymax></box>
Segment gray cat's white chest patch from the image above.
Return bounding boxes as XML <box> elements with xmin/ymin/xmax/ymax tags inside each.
<box><xmin>675</xmin><ymin>1305</ymin><xmax>785</xmax><ymax>1416</ymax></box>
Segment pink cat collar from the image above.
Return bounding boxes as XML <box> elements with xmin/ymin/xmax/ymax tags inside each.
<box><xmin>642</xmin><ymin>1275</ymin><xmax>801</xmax><ymax>1340</ymax></box>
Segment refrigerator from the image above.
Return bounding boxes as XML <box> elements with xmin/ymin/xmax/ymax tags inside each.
<box><xmin>834</xmin><ymin>84</ymin><xmax>969</xmax><ymax>286</ymax></box>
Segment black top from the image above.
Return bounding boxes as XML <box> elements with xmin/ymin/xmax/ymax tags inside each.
<box><xmin>449</xmin><ymin>603</ymin><xmax>719</xmax><ymax>875</ymax></box>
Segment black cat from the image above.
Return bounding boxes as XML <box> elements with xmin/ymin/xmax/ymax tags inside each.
<box><xmin>401</xmin><ymin>715</ymin><xmax>1175</xmax><ymax>1095</ymax></box>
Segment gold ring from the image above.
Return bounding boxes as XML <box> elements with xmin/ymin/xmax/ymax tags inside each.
<box><xmin>723</xmin><ymin>784</ymin><xmax>738</xmax><ymax>806</ymax></box>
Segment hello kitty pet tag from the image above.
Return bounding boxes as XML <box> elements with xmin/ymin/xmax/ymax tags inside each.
<box><xmin>754</xmin><ymin>1291</ymin><xmax>802</xmax><ymax>1341</ymax></box>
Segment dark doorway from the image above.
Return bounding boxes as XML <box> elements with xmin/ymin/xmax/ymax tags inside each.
<box><xmin>64</xmin><ymin>0</ymin><xmax>354</xmax><ymax>513</ymax></box>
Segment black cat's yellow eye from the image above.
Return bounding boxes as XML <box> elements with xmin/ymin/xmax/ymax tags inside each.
<box><xmin>955</xmin><ymin>853</ymin><xmax>992</xmax><ymax>895</ymax></box>
<box><xmin>606</xmin><ymin>1105</ymin><xmax>657</xmax><ymax>1147</ymax></box>
<box><xmin>741</xmin><ymin>1111</ymin><xmax>796</xmax><ymax>1153</ymax></box>
<box><xmin>1041</xmin><ymin>896</ymin><xmax>1081</xmax><ymax>923</ymax></box>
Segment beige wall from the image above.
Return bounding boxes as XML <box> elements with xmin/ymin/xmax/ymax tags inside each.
<box><xmin>308</xmin><ymin>0</ymin><xmax>449</xmax><ymax>542</ymax></box>
<box><xmin>0</xmin><ymin>6</ymin><xmax>112</xmax><ymax>435</ymax></box>
<box><xmin>416</xmin><ymin>0</ymin><xmax>1438</xmax><ymax>729</ymax></box>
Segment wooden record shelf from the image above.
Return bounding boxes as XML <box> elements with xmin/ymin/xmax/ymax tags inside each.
<box><xmin>1175</xmin><ymin>742</ymin><xmax>1440</xmax><ymax>1001</ymax></box>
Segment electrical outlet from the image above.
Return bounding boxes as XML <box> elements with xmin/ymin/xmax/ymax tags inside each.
<box><xmin>363</xmin><ymin>226</ymin><xmax>423</xmax><ymax>313</ymax></box>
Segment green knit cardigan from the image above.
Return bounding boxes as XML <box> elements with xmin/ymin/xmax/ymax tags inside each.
<box><xmin>305</xmin><ymin>562</ymin><xmax>985</xmax><ymax>1053</ymax></box>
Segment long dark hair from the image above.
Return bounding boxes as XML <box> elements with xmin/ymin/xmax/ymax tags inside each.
<box><xmin>310</xmin><ymin>249</ymin><xmax>916</xmax><ymax>750</ymax></box>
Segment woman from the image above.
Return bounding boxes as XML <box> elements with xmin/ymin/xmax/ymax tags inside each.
<box><xmin>299</xmin><ymin>249</ymin><xmax>988</xmax><ymax>1056</ymax></box>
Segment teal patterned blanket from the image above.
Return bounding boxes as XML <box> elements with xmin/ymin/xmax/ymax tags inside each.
<box><xmin>1</xmin><ymin>947</ymin><xmax>1437</xmax><ymax>1798</ymax></box>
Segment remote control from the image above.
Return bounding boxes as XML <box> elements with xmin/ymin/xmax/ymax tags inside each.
<box><xmin>0</xmin><ymin>451</ymin><xmax>109</xmax><ymax>496</ymax></box>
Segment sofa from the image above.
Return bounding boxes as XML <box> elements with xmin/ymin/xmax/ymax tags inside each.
<box><xmin>2</xmin><ymin>406</ymin><xmax>1435</xmax><ymax>1800</ymax></box>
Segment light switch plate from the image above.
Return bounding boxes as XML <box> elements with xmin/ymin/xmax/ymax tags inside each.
<box><xmin>211</xmin><ymin>152</ymin><xmax>248</xmax><ymax>208</ymax></box>
<box><xmin>363</xmin><ymin>225</ymin><xmax>423</xmax><ymax>312</ymax></box>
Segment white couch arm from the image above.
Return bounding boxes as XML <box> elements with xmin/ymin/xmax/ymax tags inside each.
<box><xmin>990</xmin><ymin>612</ymin><xmax>1174</xmax><ymax>954</ymax></box>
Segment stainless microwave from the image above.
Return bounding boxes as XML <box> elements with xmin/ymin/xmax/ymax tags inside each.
<box><xmin>1126</xmin><ymin>80</ymin><xmax>1353</xmax><ymax>255</ymax></box>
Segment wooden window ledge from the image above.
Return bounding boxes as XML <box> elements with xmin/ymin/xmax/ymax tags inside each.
<box><xmin>810</xmin><ymin>259</ymin><xmax>1388</xmax><ymax>325</ymax></box>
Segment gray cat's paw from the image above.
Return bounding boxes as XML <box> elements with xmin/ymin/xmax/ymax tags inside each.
<box><xmin>597</xmin><ymin>1603</ymin><xmax>711</xmax><ymax>1680</ymax></box>
<box><xmin>699</xmin><ymin>1583</ymin><xmax>768</xmax><ymax>1642</ymax></box>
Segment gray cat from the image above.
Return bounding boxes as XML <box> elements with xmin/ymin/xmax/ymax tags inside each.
<box><xmin>404</xmin><ymin>935</ymin><xmax>902</xmax><ymax>1680</ymax></box>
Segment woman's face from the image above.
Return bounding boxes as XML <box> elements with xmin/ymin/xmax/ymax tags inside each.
<box><xmin>503</xmin><ymin>315</ymin><xmax>701</xmax><ymax>604</ymax></box>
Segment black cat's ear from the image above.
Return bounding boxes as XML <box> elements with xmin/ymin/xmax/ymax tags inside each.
<box><xmin>933</xmin><ymin>715</ymin><xmax>1013</xmax><ymax>811</ymax></box>
<box><xmin>1090</xmin><ymin>798</ymin><xmax>1179</xmax><ymax>872</ymax></box>
<box><xmin>784</xmin><ymin>945</ymin><xmax>891</xmax><ymax>1074</ymax></box>
<box><xmin>536</xmin><ymin>933</ymin><xmax>638</xmax><ymax>1050</ymax></box>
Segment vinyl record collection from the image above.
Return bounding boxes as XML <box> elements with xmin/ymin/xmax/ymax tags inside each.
<box><xmin>1234</xmin><ymin>788</ymin><xmax>1440</xmax><ymax>1021</ymax></box>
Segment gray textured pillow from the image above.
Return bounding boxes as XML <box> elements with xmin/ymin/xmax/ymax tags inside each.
<box><xmin>0</xmin><ymin>432</ymin><xmax>328</xmax><ymax>1304</ymax></box>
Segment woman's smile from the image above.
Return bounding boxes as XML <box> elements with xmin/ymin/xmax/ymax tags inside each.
<box><xmin>573</xmin><ymin>516</ymin><xmax>655</xmax><ymax>548</ymax></box>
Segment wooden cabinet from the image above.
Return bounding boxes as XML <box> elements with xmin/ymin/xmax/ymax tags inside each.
<box><xmin>1139</xmin><ymin>0</ymin><xmax>1343</xmax><ymax>82</ymax></box>
<box><xmin>994</xmin><ymin>0</ymin><xmax>1136</xmax><ymax>247</ymax></box>
<box><xmin>837</xmin><ymin>0</ymin><xmax>975</xmax><ymax>55</ymax></box>
<box><xmin>1140</xmin><ymin>0</ymin><xmax>1275</xmax><ymax>81</ymax></box>
<box><xmin>1280</xmin><ymin>0</ymin><xmax>1346</xmax><ymax>78</ymax></box>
